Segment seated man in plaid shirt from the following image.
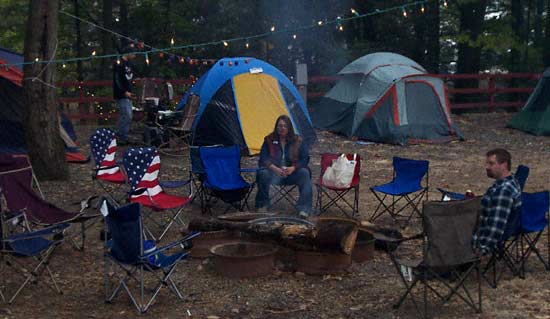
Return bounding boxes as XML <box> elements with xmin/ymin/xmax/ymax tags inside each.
<box><xmin>473</xmin><ymin>148</ymin><xmax>522</xmax><ymax>255</ymax></box>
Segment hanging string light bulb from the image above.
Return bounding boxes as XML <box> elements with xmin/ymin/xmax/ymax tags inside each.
<box><xmin>91</xmin><ymin>50</ymin><xmax>97</xmax><ymax>56</ymax></box>
<box><xmin>34</xmin><ymin>57</ymin><xmax>39</xmax><ymax>62</ymax></box>
<box><xmin>443</xmin><ymin>1</ymin><xmax>448</xmax><ymax>7</ymax></box>
<box><xmin>145</xmin><ymin>53</ymin><xmax>150</xmax><ymax>65</ymax></box>
<box><xmin>293</xmin><ymin>34</ymin><xmax>297</xmax><ymax>40</ymax></box>
<box><xmin>338</xmin><ymin>25</ymin><xmax>344</xmax><ymax>32</ymax></box>
<box><xmin>317</xmin><ymin>20</ymin><xmax>323</xmax><ymax>26</ymax></box>
<box><xmin>223</xmin><ymin>41</ymin><xmax>229</xmax><ymax>47</ymax></box>
<box><xmin>116</xmin><ymin>56</ymin><xmax>121</xmax><ymax>65</ymax></box>
<box><xmin>170</xmin><ymin>37</ymin><xmax>175</xmax><ymax>46</ymax></box>
<box><xmin>270</xmin><ymin>25</ymin><xmax>275</xmax><ymax>32</ymax></box>
<box><xmin>402</xmin><ymin>7</ymin><xmax>408</xmax><ymax>17</ymax></box>
<box><xmin>421</xmin><ymin>4</ymin><xmax>425</xmax><ymax>13</ymax></box>
<box><xmin>351</xmin><ymin>8</ymin><xmax>360</xmax><ymax>17</ymax></box>
<box><xmin>62</xmin><ymin>63</ymin><xmax>66</xmax><ymax>68</ymax></box>
<box><xmin>245</xmin><ymin>42</ymin><xmax>250</xmax><ymax>49</ymax></box>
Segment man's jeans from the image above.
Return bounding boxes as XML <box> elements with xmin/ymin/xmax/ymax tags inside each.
<box><xmin>116</xmin><ymin>98</ymin><xmax>133</xmax><ymax>141</ymax></box>
<box><xmin>255</xmin><ymin>167</ymin><xmax>312</xmax><ymax>214</ymax></box>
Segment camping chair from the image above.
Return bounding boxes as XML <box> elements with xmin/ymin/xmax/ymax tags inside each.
<box><xmin>0</xmin><ymin>207</ymin><xmax>69</xmax><ymax>304</ymax></box>
<box><xmin>90</xmin><ymin>128</ymin><xmax>127</xmax><ymax>202</ymax></box>
<box><xmin>0</xmin><ymin>153</ymin><xmax>100</xmax><ymax>250</ymax></box>
<box><xmin>102</xmin><ymin>200</ymin><xmax>199</xmax><ymax>313</ymax></box>
<box><xmin>374</xmin><ymin>197</ymin><xmax>482</xmax><ymax>318</ymax></box>
<box><xmin>188</xmin><ymin>145</ymin><xmax>222</xmax><ymax>204</ymax></box>
<box><xmin>155</xmin><ymin>94</ymin><xmax>199</xmax><ymax>157</ymax></box>
<box><xmin>269</xmin><ymin>184</ymin><xmax>299</xmax><ymax>210</ymax></box>
<box><xmin>123</xmin><ymin>147</ymin><xmax>192</xmax><ymax>241</ymax></box>
<box><xmin>369</xmin><ymin>157</ymin><xmax>429</xmax><ymax>228</ymax></box>
<box><xmin>437</xmin><ymin>165</ymin><xmax>530</xmax><ymax>201</ymax></box>
<box><xmin>481</xmin><ymin>203</ymin><xmax>523</xmax><ymax>288</ymax></box>
<box><xmin>518</xmin><ymin>191</ymin><xmax>550</xmax><ymax>277</ymax></box>
<box><xmin>198</xmin><ymin>145</ymin><xmax>255</xmax><ymax>214</ymax></box>
<box><xmin>316</xmin><ymin>153</ymin><xmax>361</xmax><ymax>218</ymax></box>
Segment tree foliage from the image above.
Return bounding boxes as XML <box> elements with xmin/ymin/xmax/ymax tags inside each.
<box><xmin>1</xmin><ymin>0</ymin><xmax>550</xmax><ymax>80</ymax></box>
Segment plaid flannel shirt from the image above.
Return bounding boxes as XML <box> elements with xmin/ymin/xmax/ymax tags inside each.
<box><xmin>473</xmin><ymin>175</ymin><xmax>522</xmax><ymax>255</ymax></box>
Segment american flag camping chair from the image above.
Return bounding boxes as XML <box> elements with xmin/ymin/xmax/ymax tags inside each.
<box><xmin>123</xmin><ymin>147</ymin><xmax>191</xmax><ymax>241</ymax></box>
<box><xmin>316</xmin><ymin>153</ymin><xmax>361</xmax><ymax>218</ymax></box>
<box><xmin>90</xmin><ymin>129</ymin><xmax>126</xmax><ymax>202</ymax></box>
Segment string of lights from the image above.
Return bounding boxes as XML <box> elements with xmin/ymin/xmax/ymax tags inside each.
<box><xmin>2</xmin><ymin>0</ymin><xmax>444</xmax><ymax>68</ymax></box>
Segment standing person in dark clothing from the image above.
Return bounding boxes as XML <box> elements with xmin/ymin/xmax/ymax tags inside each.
<box><xmin>113</xmin><ymin>45</ymin><xmax>137</xmax><ymax>145</ymax></box>
<box><xmin>255</xmin><ymin>115</ymin><xmax>312</xmax><ymax>218</ymax></box>
<box><xmin>473</xmin><ymin>148</ymin><xmax>522</xmax><ymax>255</ymax></box>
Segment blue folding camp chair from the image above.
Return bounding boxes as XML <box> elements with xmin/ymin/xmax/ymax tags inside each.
<box><xmin>482</xmin><ymin>202</ymin><xmax>523</xmax><ymax>288</ymax></box>
<box><xmin>438</xmin><ymin>165</ymin><xmax>529</xmax><ymax>201</ymax></box>
<box><xmin>0</xmin><ymin>210</ymin><xmax>69</xmax><ymax>304</ymax></box>
<box><xmin>102</xmin><ymin>200</ymin><xmax>199</xmax><ymax>313</ymax></box>
<box><xmin>518</xmin><ymin>191</ymin><xmax>550</xmax><ymax>276</ymax></box>
<box><xmin>198</xmin><ymin>145</ymin><xmax>255</xmax><ymax>214</ymax></box>
<box><xmin>369</xmin><ymin>157</ymin><xmax>429</xmax><ymax>228</ymax></box>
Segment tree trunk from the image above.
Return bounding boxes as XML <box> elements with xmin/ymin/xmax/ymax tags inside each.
<box><xmin>456</xmin><ymin>0</ymin><xmax>487</xmax><ymax>101</ymax></box>
<box><xmin>119</xmin><ymin>0</ymin><xmax>129</xmax><ymax>47</ymax></box>
<box><xmin>544</xmin><ymin>0</ymin><xmax>550</xmax><ymax>67</ymax></box>
<box><xmin>511</xmin><ymin>0</ymin><xmax>523</xmax><ymax>72</ymax></box>
<box><xmin>22</xmin><ymin>0</ymin><xmax>68</xmax><ymax>180</ymax></box>
<box><xmin>534</xmin><ymin>0</ymin><xmax>543</xmax><ymax>49</ymax></box>
<box><xmin>99</xmin><ymin>0</ymin><xmax>113</xmax><ymax>80</ymax></box>
<box><xmin>425</xmin><ymin>1</ymin><xmax>440</xmax><ymax>73</ymax></box>
<box><xmin>73</xmin><ymin>0</ymin><xmax>83</xmax><ymax>81</ymax></box>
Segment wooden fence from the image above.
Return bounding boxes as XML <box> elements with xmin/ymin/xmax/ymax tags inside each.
<box><xmin>58</xmin><ymin>73</ymin><xmax>540</xmax><ymax>122</ymax></box>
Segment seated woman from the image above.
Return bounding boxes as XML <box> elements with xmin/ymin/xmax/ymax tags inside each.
<box><xmin>255</xmin><ymin>115</ymin><xmax>312</xmax><ymax>218</ymax></box>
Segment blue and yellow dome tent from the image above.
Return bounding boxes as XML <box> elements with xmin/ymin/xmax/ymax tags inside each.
<box><xmin>176</xmin><ymin>57</ymin><xmax>316</xmax><ymax>155</ymax></box>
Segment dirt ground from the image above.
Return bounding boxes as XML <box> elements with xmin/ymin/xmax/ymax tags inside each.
<box><xmin>2</xmin><ymin>112</ymin><xmax>550</xmax><ymax>318</ymax></box>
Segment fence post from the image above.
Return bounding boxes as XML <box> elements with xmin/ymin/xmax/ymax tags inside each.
<box><xmin>488</xmin><ymin>76</ymin><xmax>496</xmax><ymax>112</ymax></box>
<box><xmin>78</xmin><ymin>82</ymin><xmax>86</xmax><ymax>124</ymax></box>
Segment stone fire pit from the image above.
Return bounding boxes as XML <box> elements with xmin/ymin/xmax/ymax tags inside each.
<box><xmin>210</xmin><ymin>241</ymin><xmax>278</xmax><ymax>278</ymax></box>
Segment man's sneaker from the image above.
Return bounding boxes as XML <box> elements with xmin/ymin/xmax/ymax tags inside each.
<box><xmin>298</xmin><ymin>211</ymin><xmax>309</xmax><ymax>219</ymax></box>
<box><xmin>257</xmin><ymin>206</ymin><xmax>269</xmax><ymax>214</ymax></box>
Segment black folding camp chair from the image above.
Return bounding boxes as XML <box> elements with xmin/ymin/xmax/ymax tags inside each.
<box><xmin>375</xmin><ymin>197</ymin><xmax>482</xmax><ymax>318</ymax></box>
<box><xmin>102</xmin><ymin>200</ymin><xmax>200</xmax><ymax>313</ymax></box>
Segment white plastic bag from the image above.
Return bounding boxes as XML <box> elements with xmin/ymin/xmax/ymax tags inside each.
<box><xmin>322</xmin><ymin>154</ymin><xmax>357</xmax><ymax>188</ymax></box>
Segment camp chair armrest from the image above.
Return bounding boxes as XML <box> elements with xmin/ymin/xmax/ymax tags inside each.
<box><xmin>373</xmin><ymin>232</ymin><xmax>423</xmax><ymax>243</ymax></box>
<box><xmin>130</xmin><ymin>188</ymin><xmax>148</xmax><ymax>196</ymax></box>
<box><xmin>141</xmin><ymin>231</ymin><xmax>201</xmax><ymax>259</ymax></box>
<box><xmin>2</xmin><ymin>210</ymin><xmax>27</xmax><ymax>224</ymax></box>
<box><xmin>159</xmin><ymin>179</ymin><xmax>191</xmax><ymax>189</ymax></box>
<box><xmin>94</xmin><ymin>165</ymin><xmax>119</xmax><ymax>172</ymax></box>
<box><xmin>6</xmin><ymin>223</ymin><xmax>70</xmax><ymax>241</ymax></box>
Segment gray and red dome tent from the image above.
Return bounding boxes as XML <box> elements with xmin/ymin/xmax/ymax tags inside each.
<box><xmin>0</xmin><ymin>47</ymin><xmax>87</xmax><ymax>162</ymax></box>
<box><xmin>313</xmin><ymin>52</ymin><xmax>463</xmax><ymax>145</ymax></box>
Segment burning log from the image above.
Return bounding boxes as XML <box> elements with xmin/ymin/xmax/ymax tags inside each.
<box><xmin>187</xmin><ymin>217</ymin><xmax>359</xmax><ymax>254</ymax></box>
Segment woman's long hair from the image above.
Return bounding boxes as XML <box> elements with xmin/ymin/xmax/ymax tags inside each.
<box><xmin>271</xmin><ymin>114</ymin><xmax>296</xmax><ymax>141</ymax></box>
